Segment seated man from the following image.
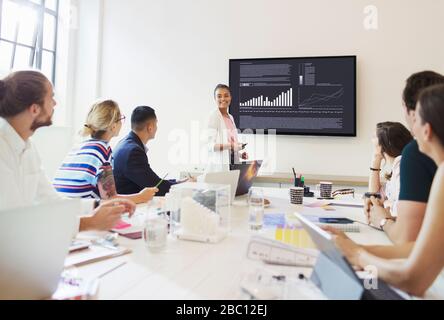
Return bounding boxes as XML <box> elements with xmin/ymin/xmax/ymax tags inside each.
<box><xmin>114</xmin><ymin>106</ymin><xmax>186</xmax><ymax>196</ymax></box>
<box><xmin>0</xmin><ymin>70</ymin><xmax>135</xmax><ymax>232</ymax></box>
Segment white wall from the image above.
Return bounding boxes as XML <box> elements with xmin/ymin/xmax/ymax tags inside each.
<box><xmin>72</xmin><ymin>0</ymin><xmax>444</xmax><ymax>178</ymax></box>
<box><xmin>32</xmin><ymin>126</ymin><xmax>73</xmax><ymax>180</ymax></box>
<box><xmin>70</xmin><ymin>0</ymin><xmax>104</xmax><ymax>132</ymax></box>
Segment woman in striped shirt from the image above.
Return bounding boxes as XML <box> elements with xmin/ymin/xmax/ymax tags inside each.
<box><xmin>53</xmin><ymin>99</ymin><xmax>157</xmax><ymax>203</ymax></box>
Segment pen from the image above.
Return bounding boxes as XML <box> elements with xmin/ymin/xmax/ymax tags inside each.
<box><xmin>155</xmin><ymin>173</ymin><xmax>169</xmax><ymax>188</ymax></box>
<box><xmin>352</xmin><ymin>219</ymin><xmax>383</xmax><ymax>231</ymax></box>
<box><xmin>98</xmin><ymin>261</ymin><xmax>127</xmax><ymax>279</ymax></box>
<box><xmin>292</xmin><ymin>168</ymin><xmax>297</xmax><ymax>179</ymax></box>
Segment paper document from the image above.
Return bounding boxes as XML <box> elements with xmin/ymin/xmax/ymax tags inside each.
<box><xmin>64</xmin><ymin>245</ymin><xmax>131</xmax><ymax>268</ymax></box>
<box><xmin>247</xmin><ymin>235</ymin><xmax>318</xmax><ymax>267</ymax></box>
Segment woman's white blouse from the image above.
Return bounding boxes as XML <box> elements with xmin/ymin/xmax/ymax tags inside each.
<box><xmin>205</xmin><ymin>109</ymin><xmax>238</xmax><ymax>173</ymax></box>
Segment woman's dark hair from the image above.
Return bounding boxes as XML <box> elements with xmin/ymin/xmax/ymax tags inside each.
<box><xmin>214</xmin><ymin>84</ymin><xmax>231</xmax><ymax>98</ymax></box>
<box><xmin>376</xmin><ymin>122</ymin><xmax>413</xmax><ymax>180</ymax></box>
<box><xmin>377</xmin><ymin>122</ymin><xmax>413</xmax><ymax>158</ymax></box>
<box><xmin>0</xmin><ymin>70</ymin><xmax>49</xmax><ymax>118</ymax></box>
<box><xmin>418</xmin><ymin>84</ymin><xmax>444</xmax><ymax>148</ymax></box>
<box><xmin>402</xmin><ymin>71</ymin><xmax>444</xmax><ymax>111</ymax></box>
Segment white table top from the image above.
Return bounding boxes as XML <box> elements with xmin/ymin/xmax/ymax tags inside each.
<box><xmin>74</xmin><ymin>187</ymin><xmax>392</xmax><ymax>300</ymax></box>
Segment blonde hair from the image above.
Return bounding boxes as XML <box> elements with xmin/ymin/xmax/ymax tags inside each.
<box><xmin>81</xmin><ymin>99</ymin><xmax>121</xmax><ymax>139</ymax></box>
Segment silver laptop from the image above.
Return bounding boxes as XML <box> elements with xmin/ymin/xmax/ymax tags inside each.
<box><xmin>0</xmin><ymin>200</ymin><xmax>80</xmax><ymax>300</ymax></box>
<box><xmin>199</xmin><ymin>170</ymin><xmax>240</xmax><ymax>204</ymax></box>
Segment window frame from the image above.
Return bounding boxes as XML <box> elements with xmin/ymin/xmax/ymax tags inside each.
<box><xmin>0</xmin><ymin>0</ymin><xmax>60</xmax><ymax>83</ymax></box>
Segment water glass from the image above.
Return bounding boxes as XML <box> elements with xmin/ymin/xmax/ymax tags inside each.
<box><xmin>248</xmin><ymin>188</ymin><xmax>264</xmax><ymax>230</ymax></box>
<box><xmin>143</xmin><ymin>216</ymin><xmax>168</xmax><ymax>252</ymax></box>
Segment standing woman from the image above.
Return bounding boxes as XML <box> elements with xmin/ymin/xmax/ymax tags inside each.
<box><xmin>368</xmin><ymin>122</ymin><xmax>413</xmax><ymax>216</ymax></box>
<box><xmin>206</xmin><ymin>84</ymin><xmax>247</xmax><ymax>172</ymax></box>
<box><xmin>53</xmin><ymin>99</ymin><xmax>157</xmax><ymax>203</ymax></box>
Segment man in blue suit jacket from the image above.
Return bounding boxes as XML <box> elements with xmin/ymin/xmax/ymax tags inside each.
<box><xmin>114</xmin><ymin>106</ymin><xmax>178</xmax><ymax>196</ymax></box>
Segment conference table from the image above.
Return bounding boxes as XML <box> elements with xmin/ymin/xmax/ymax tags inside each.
<box><xmin>73</xmin><ymin>187</ymin><xmax>392</xmax><ymax>300</ymax></box>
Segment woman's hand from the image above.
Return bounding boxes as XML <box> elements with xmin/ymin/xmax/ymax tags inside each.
<box><xmin>371</xmin><ymin>135</ymin><xmax>383</xmax><ymax>159</ymax></box>
<box><xmin>364</xmin><ymin>197</ymin><xmax>372</xmax><ymax>223</ymax></box>
<box><xmin>368</xmin><ymin>197</ymin><xmax>393</xmax><ymax>228</ymax></box>
<box><xmin>371</xmin><ymin>134</ymin><xmax>384</xmax><ymax>170</ymax></box>
<box><xmin>230</xmin><ymin>142</ymin><xmax>244</xmax><ymax>152</ymax></box>
<box><xmin>372</xmin><ymin>146</ymin><xmax>384</xmax><ymax>165</ymax></box>
<box><xmin>364</xmin><ymin>196</ymin><xmax>384</xmax><ymax>223</ymax></box>
<box><xmin>322</xmin><ymin>226</ymin><xmax>365</xmax><ymax>270</ymax></box>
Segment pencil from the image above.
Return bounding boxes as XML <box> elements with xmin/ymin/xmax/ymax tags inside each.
<box><xmin>154</xmin><ymin>173</ymin><xmax>169</xmax><ymax>188</ymax></box>
<box><xmin>98</xmin><ymin>261</ymin><xmax>127</xmax><ymax>279</ymax></box>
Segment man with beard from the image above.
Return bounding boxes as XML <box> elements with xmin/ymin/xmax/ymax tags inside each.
<box><xmin>0</xmin><ymin>70</ymin><xmax>135</xmax><ymax>231</ymax></box>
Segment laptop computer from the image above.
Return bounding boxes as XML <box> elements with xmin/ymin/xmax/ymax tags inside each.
<box><xmin>0</xmin><ymin>200</ymin><xmax>80</xmax><ymax>300</ymax></box>
<box><xmin>294</xmin><ymin>213</ymin><xmax>406</xmax><ymax>300</ymax></box>
<box><xmin>200</xmin><ymin>170</ymin><xmax>240</xmax><ymax>204</ymax></box>
<box><xmin>230</xmin><ymin>160</ymin><xmax>263</xmax><ymax>196</ymax></box>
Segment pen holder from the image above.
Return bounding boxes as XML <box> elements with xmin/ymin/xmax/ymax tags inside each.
<box><xmin>294</xmin><ymin>178</ymin><xmax>301</xmax><ymax>187</ymax></box>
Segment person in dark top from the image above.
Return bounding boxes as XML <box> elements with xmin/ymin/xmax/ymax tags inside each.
<box><xmin>366</xmin><ymin>71</ymin><xmax>444</xmax><ymax>244</ymax></box>
<box><xmin>113</xmin><ymin>106</ymin><xmax>186</xmax><ymax>196</ymax></box>
<box><xmin>399</xmin><ymin>140</ymin><xmax>437</xmax><ymax>202</ymax></box>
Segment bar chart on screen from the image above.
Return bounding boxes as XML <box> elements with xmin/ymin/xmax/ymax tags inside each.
<box><xmin>240</xmin><ymin>88</ymin><xmax>293</xmax><ymax>107</ymax></box>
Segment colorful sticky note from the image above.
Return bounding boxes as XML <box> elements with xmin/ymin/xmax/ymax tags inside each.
<box><xmin>263</xmin><ymin>213</ymin><xmax>286</xmax><ymax>227</ymax></box>
<box><xmin>274</xmin><ymin>226</ymin><xmax>317</xmax><ymax>249</ymax></box>
<box><xmin>113</xmin><ymin>220</ymin><xmax>132</xmax><ymax>230</ymax></box>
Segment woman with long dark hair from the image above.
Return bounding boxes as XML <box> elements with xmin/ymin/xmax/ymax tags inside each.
<box><xmin>369</xmin><ymin>122</ymin><xmax>413</xmax><ymax>215</ymax></box>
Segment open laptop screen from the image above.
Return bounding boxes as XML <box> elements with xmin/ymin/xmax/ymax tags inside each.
<box><xmin>230</xmin><ymin>160</ymin><xmax>263</xmax><ymax>196</ymax></box>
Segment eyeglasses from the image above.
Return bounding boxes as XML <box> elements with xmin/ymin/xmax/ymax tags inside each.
<box><xmin>116</xmin><ymin>115</ymin><xmax>126</xmax><ymax>123</ymax></box>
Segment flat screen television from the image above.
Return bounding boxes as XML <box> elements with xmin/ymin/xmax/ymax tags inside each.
<box><xmin>229</xmin><ymin>56</ymin><xmax>356</xmax><ymax>136</ymax></box>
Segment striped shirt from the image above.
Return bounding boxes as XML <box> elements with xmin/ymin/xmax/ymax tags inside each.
<box><xmin>53</xmin><ymin>139</ymin><xmax>113</xmax><ymax>199</ymax></box>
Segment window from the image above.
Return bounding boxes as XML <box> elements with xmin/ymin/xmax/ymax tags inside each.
<box><xmin>0</xmin><ymin>0</ymin><xmax>59</xmax><ymax>83</ymax></box>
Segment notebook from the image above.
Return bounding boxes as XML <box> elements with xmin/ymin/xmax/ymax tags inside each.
<box><xmin>64</xmin><ymin>244</ymin><xmax>131</xmax><ymax>268</ymax></box>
